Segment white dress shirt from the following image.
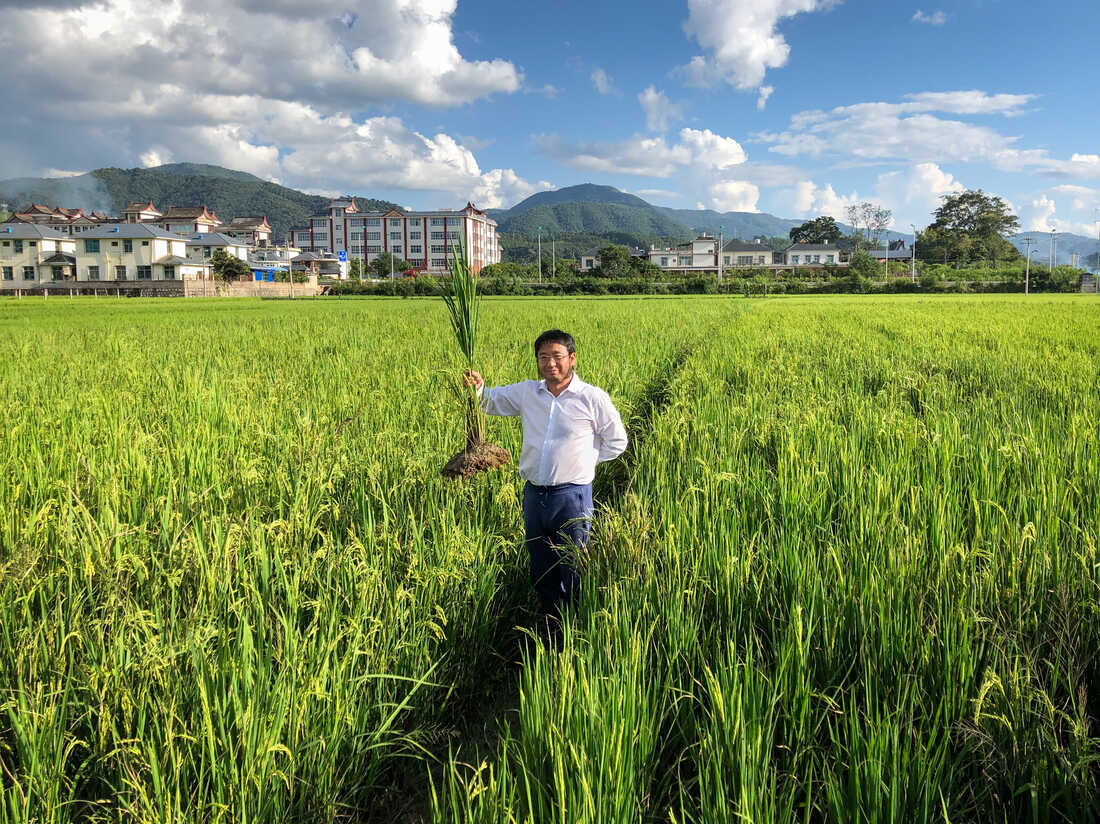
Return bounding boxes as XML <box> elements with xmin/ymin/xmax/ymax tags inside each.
<box><xmin>480</xmin><ymin>374</ymin><xmax>628</xmax><ymax>486</ymax></box>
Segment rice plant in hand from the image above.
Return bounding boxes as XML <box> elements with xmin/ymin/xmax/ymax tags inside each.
<box><xmin>438</xmin><ymin>245</ymin><xmax>510</xmax><ymax>478</ymax></box>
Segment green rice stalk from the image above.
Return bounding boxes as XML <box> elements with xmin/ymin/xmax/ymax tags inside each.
<box><xmin>438</xmin><ymin>242</ymin><xmax>486</xmax><ymax>447</ymax></box>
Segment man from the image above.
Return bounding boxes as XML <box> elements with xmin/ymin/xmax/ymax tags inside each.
<box><xmin>465</xmin><ymin>329</ymin><xmax>628</xmax><ymax>637</ymax></box>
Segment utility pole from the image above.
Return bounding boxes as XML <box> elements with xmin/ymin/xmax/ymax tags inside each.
<box><xmin>537</xmin><ymin>226</ymin><xmax>542</xmax><ymax>283</ymax></box>
<box><xmin>552</xmin><ymin>232</ymin><xmax>555</xmax><ymax>281</ymax></box>
<box><xmin>910</xmin><ymin>224</ymin><xmax>918</xmax><ymax>280</ymax></box>
<box><xmin>717</xmin><ymin>225</ymin><xmax>724</xmax><ymax>286</ymax></box>
<box><xmin>1024</xmin><ymin>236</ymin><xmax>1032</xmax><ymax>295</ymax></box>
<box><xmin>1049</xmin><ymin>229</ymin><xmax>1056</xmax><ymax>271</ymax></box>
<box><xmin>286</xmin><ymin>237</ymin><xmax>294</xmax><ymax>299</ymax></box>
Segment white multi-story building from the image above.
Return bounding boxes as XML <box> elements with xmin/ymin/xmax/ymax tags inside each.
<box><xmin>0</xmin><ymin>223</ymin><xmax>77</xmax><ymax>287</ymax></box>
<box><xmin>185</xmin><ymin>233</ymin><xmax>250</xmax><ymax>264</ymax></box>
<box><xmin>73</xmin><ymin>224</ymin><xmax>204</xmax><ymax>283</ymax></box>
<box><xmin>290</xmin><ymin>198</ymin><xmax>501</xmax><ymax>275</ymax></box>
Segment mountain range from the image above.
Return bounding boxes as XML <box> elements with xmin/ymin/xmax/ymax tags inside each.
<box><xmin>0</xmin><ymin>166</ymin><xmax>1094</xmax><ymax>266</ymax></box>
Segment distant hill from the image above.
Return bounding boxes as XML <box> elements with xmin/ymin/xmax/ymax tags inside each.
<box><xmin>0</xmin><ymin>164</ymin><xmax>400</xmax><ymax>240</ymax></box>
<box><xmin>1009</xmin><ymin>232</ymin><xmax>1098</xmax><ymax>267</ymax></box>
<box><xmin>498</xmin><ymin>201</ymin><xmax>689</xmax><ymax>239</ymax></box>
<box><xmin>490</xmin><ymin>184</ymin><xmax>654</xmax><ymax>221</ymax></box>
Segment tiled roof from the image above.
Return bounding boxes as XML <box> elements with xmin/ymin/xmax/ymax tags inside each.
<box><xmin>82</xmin><ymin>223</ymin><xmax>179</xmax><ymax>239</ymax></box>
<box><xmin>161</xmin><ymin>206</ymin><xmax>219</xmax><ymax>221</ymax></box>
<box><xmin>186</xmin><ymin>233</ymin><xmax>249</xmax><ymax>247</ymax></box>
<box><xmin>723</xmin><ymin>241</ymin><xmax>772</xmax><ymax>252</ymax></box>
<box><xmin>0</xmin><ymin>223</ymin><xmax>70</xmax><ymax>239</ymax></box>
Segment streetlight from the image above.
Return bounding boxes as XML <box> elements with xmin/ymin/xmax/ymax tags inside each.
<box><xmin>537</xmin><ymin>226</ymin><xmax>542</xmax><ymax>283</ymax></box>
<box><xmin>910</xmin><ymin>225</ymin><xmax>918</xmax><ymax>281</ymax></box>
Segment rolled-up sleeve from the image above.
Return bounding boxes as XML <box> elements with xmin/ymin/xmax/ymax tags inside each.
<box><xmin>594</xmin><ymin>392</ymin><xmax>628</xmax><ymax>462</ymax></box>
<box><xmin>480</xmin><ymin>383</ymin><xmax>523</xmax><ymax>417</ymax></box>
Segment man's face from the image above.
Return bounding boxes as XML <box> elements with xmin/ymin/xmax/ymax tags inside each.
<box><xmin>536</xmin><ymin>342</ymin><xmax>576</xmax><ymax>383</ymax></box>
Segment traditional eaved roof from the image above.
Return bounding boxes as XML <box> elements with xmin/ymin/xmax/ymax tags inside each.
<box><xmin>221</xmin><ymin>216</ymin><xmax>271</xmax><ymax>231</ymax></box>
<box><xmin>41</xmin><ymin>252</ymin><xmax>76</xmax><ymax>264</ymax></box>
<box><xmin>155</xmin><ymin>255</ymin><xmax>189</xmax><ymax>265</ymax></box>
<box><xmin>0</xmin><ymin>223</ymin><xmax>69</xmax><ymax>239</ymax></box>
<box><xmin>161</xmin><ymin>205</ymin><xmax>219</xmax><ymax>222</ymax></box>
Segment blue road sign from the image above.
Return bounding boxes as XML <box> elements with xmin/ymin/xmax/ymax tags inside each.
<box><xmin>337</xmin><ymin>250</ymin><xmax>347</xmax><ymax>262</ymax></box>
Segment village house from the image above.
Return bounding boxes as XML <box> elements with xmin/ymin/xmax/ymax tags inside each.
<box><xmin>0</xmin><ymin>223</ymin><xmax>77</xmax><ymax>287</ymax></box>
<box><xmin>74</xmin><ymin>224</ymin><xmax>205</xmax><ymax>283</ymax></box>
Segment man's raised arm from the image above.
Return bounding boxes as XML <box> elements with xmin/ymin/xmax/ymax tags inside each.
<box><xmin>464</xmin><ymin>370</ymin><xmax>522</xmax><ymax>416</ymax></box>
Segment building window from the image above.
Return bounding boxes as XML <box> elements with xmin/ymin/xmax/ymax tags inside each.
<box><xmin>447</xmin><ymin>232</ymin><xmax>460</xmax><ymax>241</ymax></box>
<box><xmin>723</xmin><ymin>255</ymin><xmax>731</xmax><ymax>265</ymax></box>
<box><xmin>430</xmin><ymin>232</ymin><xmax>445</xmax><ymax>240</ymax></box>
<box><xmin>756</xmin><ymin>256</ymin><xmax>765</xmax><ymax>265</ymax></box>
<box><xmin>28</xmin><ymin>241</ymin><xmax>36</xmax><ymax>248</ymax></box>
<box><xmin>408</xmin><ymin>258</ymin><xmax>424</xmax><ymax>266</ymax></box>
<box><xmin>365</xmin><ymin>218</ymin><xmax>381</xmax><ymax>226</ymax></box>
<box><xmin>366</xmin><ymin>232</ymin><xmax>381</xmax><ymax>241</ymax></box>
<box><xmin>2</xmin><ymin>266</ymin><xmax>11</xmax><ymax>280</ymax></box>
<box><xmin>389</xmin><ymin>219</ymin><xmax>401</xmax><ymax>226</ymax></box>
<box><xmin>51</xmin><ymin>266</ymin><xmax>64</xmax><ymax>280</ymax></box>
<box><xmin>430</xmin><ymin>245</ymin><xmax>445</xmax><ymax>254</ymax></box>
<box><xmin>88</xmin><ymin>265</ymin><xmax>100</xmax><ymax>280</ymax></box>
<box><xmin>660</xmin><ymin>257</ymin><xmax>668</xmax><ymax>266</ymax></box>
<box><xmin>813</xmin><ymin>255</ymin><xmax>821</xmax><ymax>263</ymax></box>
<box><xmin>409</xmin><ymin>232</ymin><xmax>422</xmax><ymax>240</ymax></box>
<box><xmin>142</xmin><ymin>240</ymin><xmax>149</xmax><ymax>247</ymax></box>
<box><xmin>680</xmin><ymin>257</ymin><xmax>690</xmax><ymax>266</ymax></box>
<box><xmin>85</xmin><ymin>239</ymin><xmax>100</xmax><ymax>253</ymax></box>
<box><xmin>430</xmin><ymin>258</ymin><xmax>445</xmax><ymax>267</ymax></box>
<box><xmin>163</xmin><ymin>266</ymin><xmax>175</xmax><ymax>279</ymax></box>
<box><xmin>137</xmin><ymin>265</ymin><xmax>152</xmax><ymax>279</ymax></box>
<box><xmin>791</xmin><ymin>255</ymin><xmax>800</xmax><ymax>264</ymax></box>
<box><xmin>388</xmin><ymin>232</ymin><xmax>401</xmax><ymax>241</ymax></box>
<box><xmin>13</xmin><ymin>240</ymin><xmax>23</xmax><ymax>253</ymax></box>
<box><xmin>826</xmin><ymin>255</ymin><xmax>835</xmax><ymax>264</ymax></box>
<box><xmin>367</xmin><ymin>245</ymin><xmax>381</xmax><ymax>253</ymax></box>
<box><xmin>123</xmin><ymin>239</ymin><xmax>133</xmax><ymax>252</ymax></box>
<box><xmin>116</xmin><ymin>265</ymin><xmax>127</xmax><ymax>280</ymax></box>
<box><xmin>431</xmin><ymin>218</ymin><xmax>444</xmax><ymax>226</ymax></box>
<box><xmin>350</xmin><ymin>232</ymin><xmax>362</xmax><ymax>241</ymax></box>
<box><xmin>23</xmin><ymin>266</ymin><xmax>34</xmax><ymax>280</ymax></box>
<box><xmin>314</xmin><ymin>233</ymin><xmax>328</xmax><ymax>242</ymax></box>
<box><xmin>410</xmin><ymin>245</ymin><xmax>422</xmax><ymax>254</ymax></box>
<box><xmin>350</xmin><ymin>245</ymin><xmax>363</xmax><ymax>254</ymax></box>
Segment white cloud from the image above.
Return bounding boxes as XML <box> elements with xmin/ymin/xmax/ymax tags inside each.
<box><xmin>591</xmin><ymin>68</ymin><xmax>618</xmax><ymax>95</ymax></box>
<box><xmin>750</xmin><ymin>90</ymin><xmax>1100</xmax><ymax>181</ymax></box>
<box><xmin>634</xmin><ymin>188</ymin><xmax>683</xmax><ymax>201</ymax></box>
<box><xmin>874</xmin><ymin>162</ymin><xmax>964</xmax><ymax>227</ymax></box>
<box><xmin>536</xmin><ymin>127</ymin><xmax>746</xmax><ymax>177</ymax></box>
<box><xmin>1022</xmin><ymin>195</ymin><xmax>1058</xmax><ymax>231</ymax></box>
<box><xmin>0</xmin><ymin>0</ymin><xmax>524</xmax><ymax>191</ymax></box>
<box><xmin>679</xmin><ymin>0</ymin><xmax>839</xmax><ymax>91</ymax></box>
<box><xmin>638</xmin><ymin>86</ymin><xmax>685</xmax><ymax>132</ymax></box>
<box><xmin>756</xmin><ymin>86</ymin><xmax>774</xmax><ymax>110</ymax></box>
<box><xmin>1018</xmin><ymin>193</ymin><xmax>1100</xmax><ymax>236</ymax></box>
<box><xmin>709</xmin><ymin>180</ymin><xmax>760</xmax><ymax>211</ymax></box>
<box><xmin>1050</xmin><ymin>184</ymin><xmax>1097</xmax><ymax>211</ymax></box>
<box><xmin>789</xmin><ymin>181</ymin><xmax>861</xmax><ymax>220</ymax></box>
<box><xmin>912</xmin><ymin>9</ymin><xmax>947</xmax><ymax>25</ymax></box>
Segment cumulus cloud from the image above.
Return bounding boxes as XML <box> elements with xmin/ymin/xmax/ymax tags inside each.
<box><xmin>638</xmin><ymin>86</ymin><xmax>685</xmax><ymax>132</ymax></box>
<box><xmin>536</xmin><ymin>127</ymin><xmax>746</xmax><ymax>177</ymax></box>
<box><xmin>0</xmin><ymin>0</ymin><xmax>529</xmax><ymax>201</ymax></box>
<box><xmin>912</xmin><ymin>9</ymin><xmax>947</xmax><ymax>25</ymax></box>
<box><xmin>789</xmin><ymin>181</ymin><xmax>861</xmax><ymax>220</ymax></box>
<box><xmin>591</xmin><ymin>67</ymin><xmax>618</xmax><ymax>95</ymax></box>
<box><xmin>709</xmin><ymin>180</ymin><xmax>760</xmax><ymax>212</ymax></box>
<box><xmin>874</xmin><ymin>163</ymin><xmax>964</xmax><ymax>225</ymax></box>
<box><xmin>679</xmin><ymin>0</ymin><xmax>839</xmax><ymax>90</ymax></box>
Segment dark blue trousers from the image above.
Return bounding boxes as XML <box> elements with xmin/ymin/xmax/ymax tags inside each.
<box><xmin>522</xmin><ymin>482</ymin><xmax>593</xmax><ymax>617</ymax></box>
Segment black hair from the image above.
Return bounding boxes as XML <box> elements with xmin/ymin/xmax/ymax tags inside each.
<box><xmin>534</xmin><ymin>329</ymin><xmax>575</xmax><ymax>356</ymax></box>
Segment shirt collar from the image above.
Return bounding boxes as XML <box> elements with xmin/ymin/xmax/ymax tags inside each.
<box><xmin>539</xmin><ymin>374</ymin><xmax>585</xmax><ymax>396</ymax></box>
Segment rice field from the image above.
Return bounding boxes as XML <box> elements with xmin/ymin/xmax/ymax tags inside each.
<box><xmin>1</xmin><ymin>294</ymin><xmax>1099</xmax><ymax>823</ymax></box>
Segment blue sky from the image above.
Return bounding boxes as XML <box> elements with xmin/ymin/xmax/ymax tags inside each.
<box><xmin>1</xmin><ymin>0</ymin><xmax>1097</xmax><ymax>236</ymax></box>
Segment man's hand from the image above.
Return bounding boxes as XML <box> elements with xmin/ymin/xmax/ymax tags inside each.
<box><xmin>463</xmin><ymin>369</ymin><xmax>484</xmax><ymax>391</ymax></box>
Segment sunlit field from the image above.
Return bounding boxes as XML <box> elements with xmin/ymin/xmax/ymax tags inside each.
<box><xmin>2</xmin><ymin>294</ymin><xmax>1099</xmax><ymax>823</ymax></box>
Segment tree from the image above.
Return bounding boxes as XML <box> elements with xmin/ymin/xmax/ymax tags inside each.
<box><xmin>348</xmin><ymin>258</ymin><xmax>363</xmax><ymax>280</ymax></box>
<box><xmin>370</xmin><ymin>252</ymin><xmax>411</xmax><ymax>278</ymax></box>
<box><xmin>789</xmin><ymin>216</ymin><xmax>842</xmax><ymax>245</ymax></box>
<box><xmin>921</xmin><ymin>190</ymin><xmax>1021</xmax><ymax>266</ymax></box>
<box><xmin>846</xmin><ymin>202</ymin><xmax>892</xmax><ymax>250</ymax></box>
<box><xmin>209</xmin><ymin>248</ymin><xmax>251</xmax><ymax>282</ymax></box>
<box><xmin>596</xmin><ymin>244</ymin><xmax>632</xmax><ymax>278</ymax></box>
